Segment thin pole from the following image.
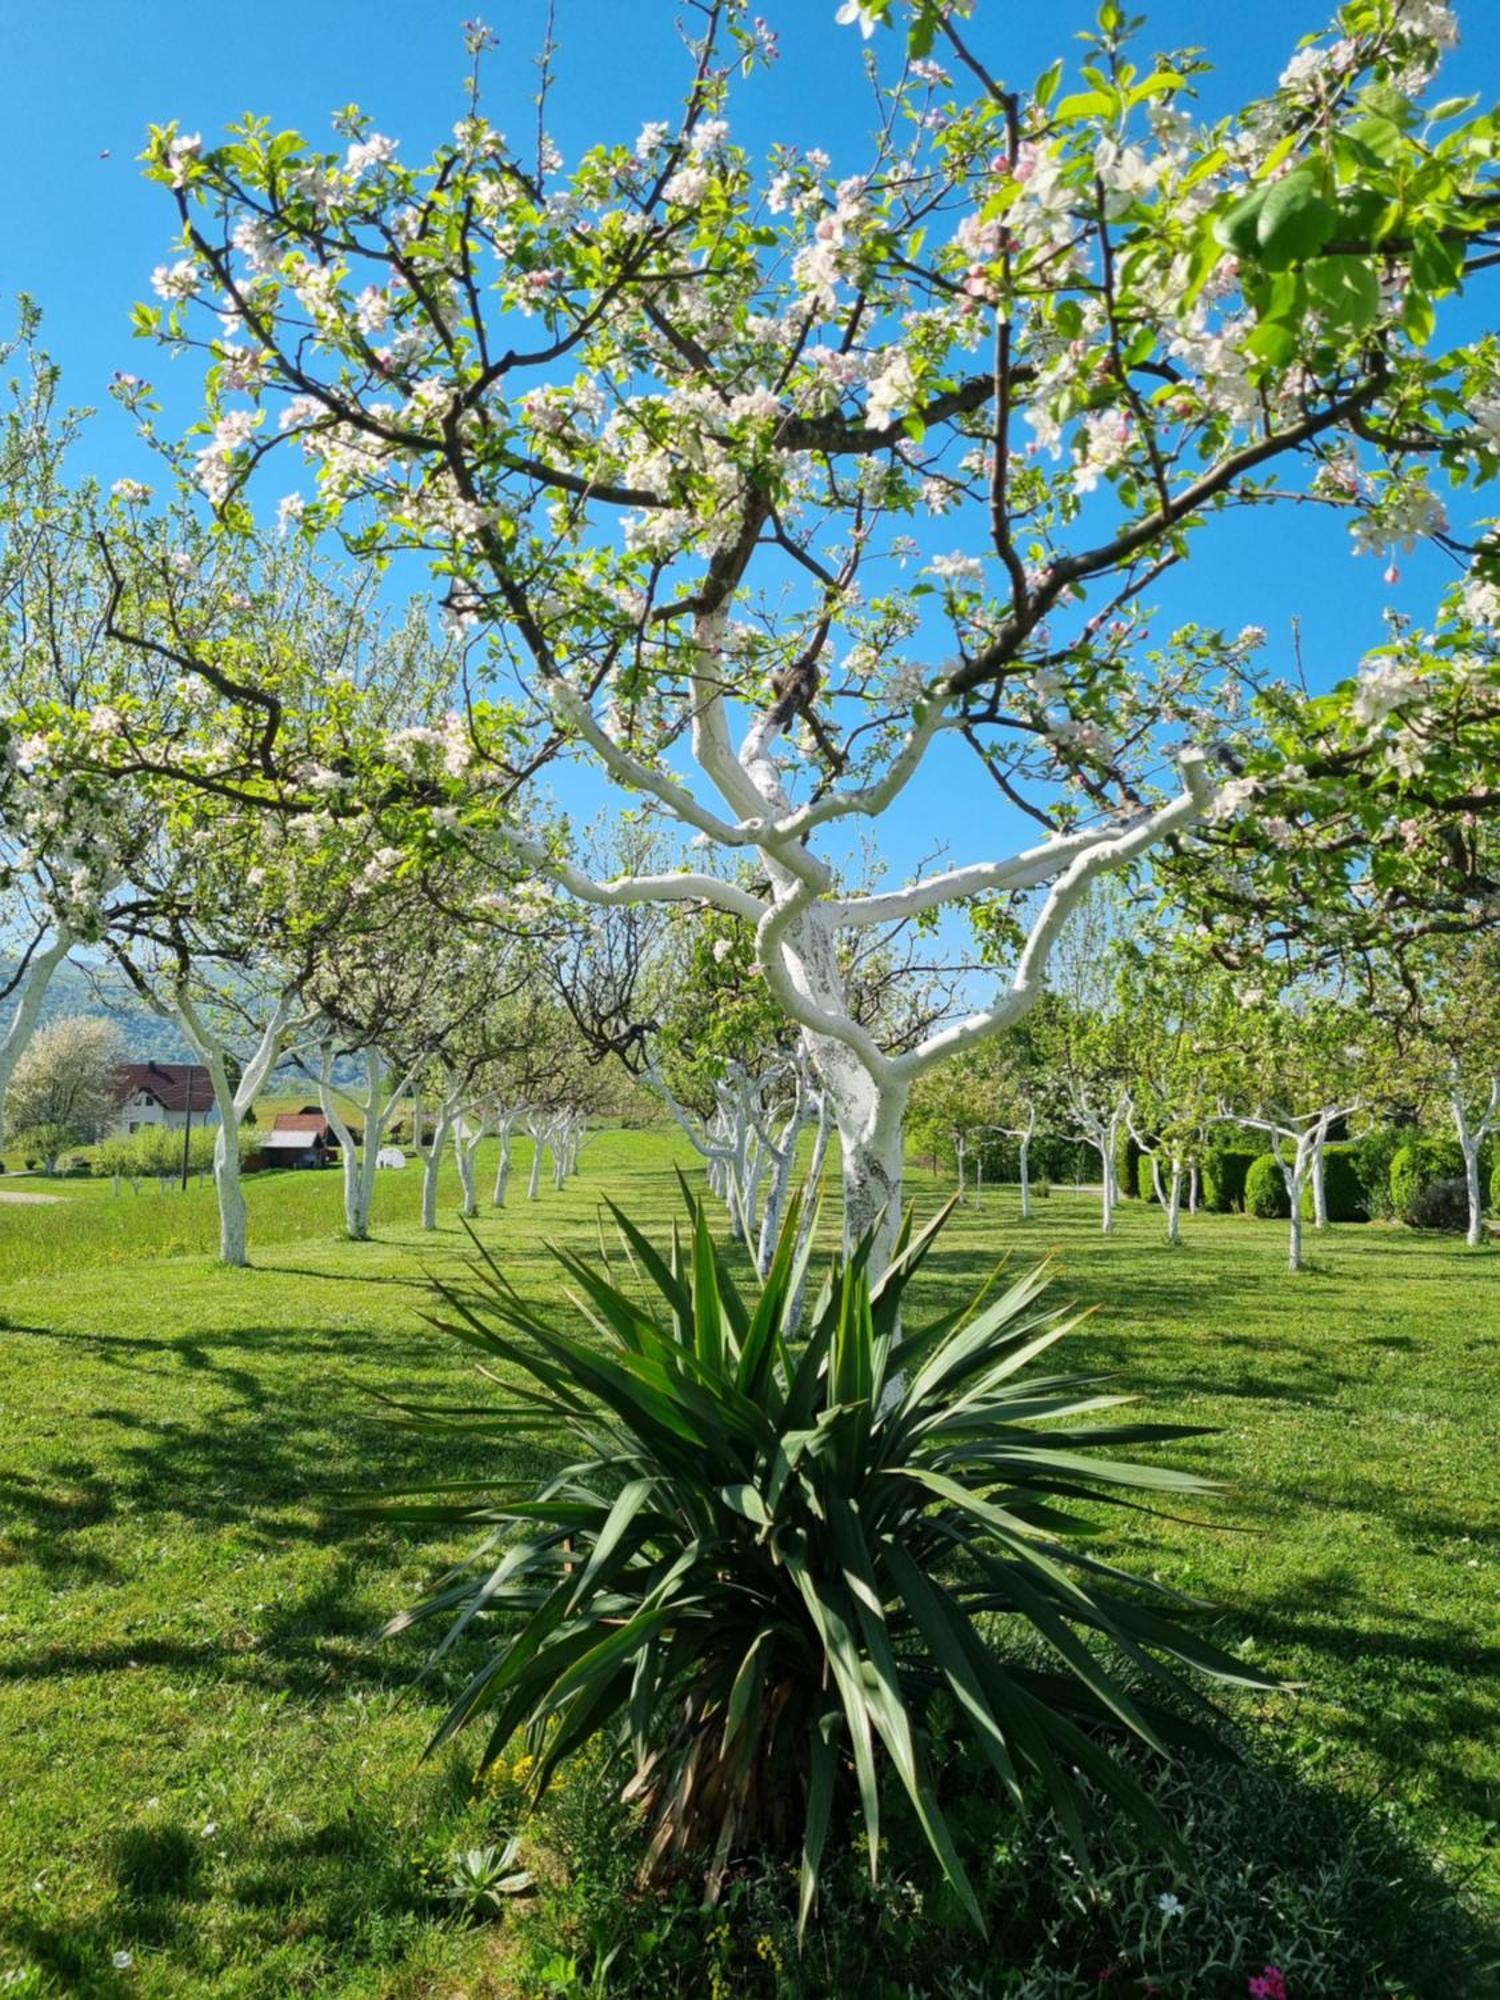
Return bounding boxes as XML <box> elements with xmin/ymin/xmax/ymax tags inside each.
<box><xmin>180</xmin><ymin>1076</ymin><xmax>194</xmax><ymax>1191</ymax></box>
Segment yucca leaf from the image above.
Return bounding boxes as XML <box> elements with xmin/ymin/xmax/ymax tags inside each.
<box><xmin>799</xmin><ymin>1706</ymin><xmax>841</xmax><ymax>1937</ymax></box>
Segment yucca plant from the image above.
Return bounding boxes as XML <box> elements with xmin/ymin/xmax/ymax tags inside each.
<box><xmin>369</xmin><ymin>1189</ymin><xmax>1276</xmax><ymax>1933</ymax></box>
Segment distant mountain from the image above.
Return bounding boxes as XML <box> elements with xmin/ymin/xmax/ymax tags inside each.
<box><xmin>2</xmin><ymin>955</ymin><xmax>356</xmax><ymax>1088</ymax></box>
<box><xmin>2</xmin><ymin>956</ymin><xmax>192</xmax><ymax>1058</ymax></box>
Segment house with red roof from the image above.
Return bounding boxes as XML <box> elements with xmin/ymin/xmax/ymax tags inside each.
<box><xmin>246</xmin><ymin>1111</ymin><xmax>359</xmax><ymax>1171</ymax></box>
<box><xmin>108</xmin><ymin>1062</ymin><xmax>217</xmax><ymax>1138</ymax></box>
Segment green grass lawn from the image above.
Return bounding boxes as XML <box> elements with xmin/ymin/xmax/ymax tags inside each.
<box><xmin>0</xmin><ymin>1137</ymin><xmax>1497</xmax><ymax>1995</ymax></box>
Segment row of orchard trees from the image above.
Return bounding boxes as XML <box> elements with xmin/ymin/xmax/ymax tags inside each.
<box><xmin>910</xmin><ymin>886</ymin><xmax>1500</xmax><ymax>1266</ymax></box>
<box><xmin>3</xmin><ymin>0</ymin><xmax>1500</xmax><ymax>1271</ymax></box>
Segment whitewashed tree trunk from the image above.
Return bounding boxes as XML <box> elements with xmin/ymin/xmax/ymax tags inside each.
<box><xmin>453</xmin><ymin>1111</ymin><xmax>488</xmax><ymax>1220</ymax></box>
<box><xmin>525</xmin><ymin>1114</ymin><xmax>547</xmax><ymax>1200</ymax></box>
<box><xmin>955</xmin><ymin>1132</ymin><xmax>967</xmax><ymax>1204</ymax></box>
<box><xmin>172</xmin><ymin>987</ymin><xmax>296</xmax><ymax>1269</ymax></box>
<box><xmin>1451</xmin><ymin>1072</ymin><xmax>1499</xmax><ymax>1250</ymax></box>
<box><xmin>491</xmin><ymin>1109</ymin><xmax>518</xmax><ymax>1206</ymax></box>
<box><xmin>420</xmin><ymin>1109</ymin><xmax>453</xmax><ymax>1230</ymax></box>
<box><xmin>1165</xmin><ymin>1163</ymin><xmax>1183</xmax><ymax>1246</ymax></box>
<box><xmin>1285</xmin><ymin>1164</ymin><xmax>1303</xmax><ymax>1273</ymax></box>
<box><xmin>318</xmin><ymin>1044</ymin><xmax>416</xmax><ymax>1242</ymax></box>
<box><xmin>822</xmin><ymin>1057</ymin><xmax>909</xmax><ymax>1266</ymax></box>
<box><xmin>0</xmin><ymin>926</ymin><xmax>74</xmax><ymax>1147</ymax></box>
<box><xmin>1188</xmin><ymin>1161</ymin><xmax>1200</xmax><ymax>1214</ymax></box>
<box><xmin>1236</xmin><ymin>1102</ymin><xmax>1356</xmax><ymax>1274</ymax></box>
<box><xmin>1018</xmin><ymin>1133</ymin><xmax>1032</xmax><ymax>1219</ymax></box>
<box><xmin>1311</xmin><ymin>1131</ymin><xmax>1330</xmax><ymax>1230</ymax></box>
<box><xmin>751</xmin><ymin>1069</ymin><xmax>816</xmax><ymax>1279</ymax></box>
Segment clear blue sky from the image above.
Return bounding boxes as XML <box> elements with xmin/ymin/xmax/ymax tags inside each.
<box><xmin>2</xmin><ymin>0</ymin><xmax>1498</xmax><ymax>875</ymax></box>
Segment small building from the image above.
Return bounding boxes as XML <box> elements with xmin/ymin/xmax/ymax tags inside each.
<box><xmin>247</xmin><ymin>1112</ymin><xmax>358</xmax><ymax>1171</ymax></box>
<box><xmin>108</xmin><ymin>1062</ymin><xmax>217</xmax><ymax>1138</ymax></box>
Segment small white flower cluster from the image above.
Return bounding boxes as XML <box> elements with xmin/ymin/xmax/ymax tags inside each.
<box><xmin>1073</xmin><ymin>408</ymin><xmax>1133</xmax><ymax>495</ymax></box>
<box><xmin>866</xmin><ymin>351</ymin><xmax>917</xmax><ymax>431</ymax></box>
<box><xmin>1350</xmin><ymin>655</ymin><xmax>1424</xmax><ymax>731</ymax></box>
<box><xmin>1278</xmin><ymin>39</ymin><xmax>1356</xmax><ymax>92</ymax></box>
<box><xmin>195</xmin><ymin>410</ymin><xmax>260</xmax><ymax>506</ymax></box>
<box><xmin>345</xmin><ymin>132</ymin><xmax>399</xmax><ymax>178</ymax></box>
<box><xmin>928</xmin><ymin>552</ymin><xmax>985</xmax><ymax>588</ymax></box>
<box><xmin>151</xmin><ymin>258</ymin><xmax>199</xmax><ymax>303</ymax></box>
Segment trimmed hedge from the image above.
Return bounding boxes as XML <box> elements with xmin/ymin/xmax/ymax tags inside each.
<box><xmin>1136</xmin><ymin>1154</ymin><xmax>1157</xmax><ymax>1203</ymax></box>
<box><xmin>1354</xmin><ymin>1127</ymin><xmax>1411</xmax><ymax>1221</ymax></box>
<box><xmin>1114</xmin><ymin>1127</ymin><xmax>1141</xmax><ymax>1201</ymax></box>
<box><xmin>1409</xmin><ymin>1177</ymin><xmax>1471</xmax><ymax>1233</ymax></box>
<box><xmin>1299</xmin><ymin>1141</ymin><xmax>1368</xmax><ymax>1224</ymax></box>
<box><xmin>1245</xmin><ymin>1154</ymin><xmax>1291</xmax><ymax>1219</ymax></box>
<box><xmin>1202</xmin><ymin>1146</ymin><xmax>1258</xmax><ymax>1213</ymax></box>
<box><xmin>1390</xmin><ymin>1138</ymin><xmax>1464</xmax><ymax>1226</ymax></box>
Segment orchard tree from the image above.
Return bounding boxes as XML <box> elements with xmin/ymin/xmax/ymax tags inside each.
<box><xmin>91</xmin><ymin>524</ymin><xmax>454</xmax><ymax>1264</ymax></box>
<box><xmin>1359</xmin><ymin>933</ymin><xmax>1500</xmax><ymax>1245</ymax></box>
<box><xmin>1221</xmin><ymin>991</ymin><xmax>1370</xmax><ymax>1269</ymax></box>
<box><xmin>1114</xmin><ymin>930</ymin><xmax>1239</xmax><ymax>1242</ymax></box>
<box><xmin>4</xmin><ymin>1015</ymin><xmax>125</xmax><ymax>1171</ymax></box>
<box><xmin>0</xmin><ymin>309</ymin><xmax>145</xmax><ymax>1139</ymax></box>
<box><xmin>124</xmin><ymin>0</ymin><xmax>1500</xmax><ymax>1259</ymax></box>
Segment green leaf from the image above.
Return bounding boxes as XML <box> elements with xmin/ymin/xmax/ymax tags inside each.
<box><xmin>1213</xmin><ymin>186</ymin><xmax>1267</xmax><ymax>258</ymax></box>
<box><xmin>1305</xmin><ymin>255</ymin><xmax>1381</xmax><ymax>331</ymax></box>
<box><xmin>1255</xmin><ymin>172</ymin><xmax>1337</xmax><ymax>269</ymax></box>
<box><xmin>1244</xmin><ymin>317</ymin><xmax>1301</xmax><ymax>367</ymax></box>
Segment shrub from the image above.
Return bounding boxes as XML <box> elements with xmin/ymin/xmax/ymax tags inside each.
<box><xmin>93</xmin><ymin>1125</ymin><xmax>219</xmax><ymax>1183</ymax></box>
<box><xmin>1202</xmin><ymin>1146</ymin><xmax>1258</xmax><ymax>1213</ymax></box>
<box><xmin>1114</xmin><ymin>1127</ymin><xmax>1141</xmax><ymax>1200</ymax></box>
<box><xmin>1299</xmin><ymin>1142</ymin><xmax>1368</xmax><ymax>1224</ymax></box>
<box><xmin>9</xmin><ymin>1123</ymin><xmax>76</xmax><ymax>1175</ymax></box>
<box><xmin>503</xmin><ymin>1731</ymin><xmax>1498</xmax><ymax>1999</ymax></box>
<box><xmin>1408</xmin><ymin>1176</ymin><xmax>1471</xmax><ymax>1233</ymax></box>
<box><xmin>373</xmin><ymin>1193</ymin><xmax>1272</xmax><ymax>1933</ymax></box>
<box><xmin>1136</xmin><ymin>1153</ymin><xmax>1158</xmax><ymax>1203</ymax></box>
<box><xmin>1354</xmin><ymin>1127</ymin><xmax>1410</xmax><ymax>1221</ymax></box>
<box><xmin>1389</xmin><ymin>1139</ymin><xmax>1464</xmax><ymax>1225</ymax></box>
<box><xmin>1244</xmin><ymin>1155</ymin><xmax>1290</xmax><ymax>1220</ymax></box>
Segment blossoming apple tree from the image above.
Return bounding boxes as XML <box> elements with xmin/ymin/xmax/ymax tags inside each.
<box><xmin>129</xmin><ymin>0</ymin><xmax>1500</xmax><ymax>1254</ymax></box>
<box><xmin>0</xmin><ymin>316</ymin><xmax>145</xmax><ymax>1140</ymax></box>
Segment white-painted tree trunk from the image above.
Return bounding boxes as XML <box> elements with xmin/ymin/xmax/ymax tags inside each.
<box><xmin>828</xmin><ymin>1067</ymin><xmax>909</xmax><ymax>1267</ymax></box>
<box><xmin>1451</xmin><ymin>1073</ymin><xmax>1499</xmax><ymax>1250</ymax></box>
<box><xmin>1164</xmin><ymin>1163</ymin><xmax>1183</xmax><ymax>1246</ymax></box>
<box><xmin>1311</xmin><ymin>1132</ymin><xmax>1330</xmax><ymax>1230</ymax></box>
<box><xmin>318</xmin><ymin>1045</ymin><xmax>414</xmax><ymax>1242</ymax></box>
<box><xmin>1018</xmin><ymin>1134</ymin><xmax>1031</xmax><ymax>1219</ymax></box>
<box><xmin>454</xmin><ymin>1113</ymin><xmax>487</xmax><ymax>1220</ymax></box>
<box><xmin>420</xmin><ymin>1110</ymin><xmax>454</xmax><ymax>1230</ymax></box>
<box><xmin>0</xmin><ymin>926</ymin><xmax>74</xmax><ymax>1147</ymax></box>
<box><xmin>1236</xmin><ymin>1103</ymin><xmax>1356</xmax><ymax>1274</ymax></box>
<box><xmin>525</xmin><ymin>1116</ymin><xmax>546</xmax><ymax>1201</ymax></box>
<box><xmin>172</xmin><ymin>987</ymin><xmax>296</xmax><ymax>1269</ymax></box>
<box><xmin>1188</xmin><ymin>1162</ymin><xmax>1199</xmax><ymax>1214</ymax></box>
<box><xmin>491</xmin><ymin>1110</ymin><xmax>518</xmax><ymax>1206</ymax></box>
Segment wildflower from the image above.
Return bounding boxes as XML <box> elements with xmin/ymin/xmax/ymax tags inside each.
<box><xmin>199</xmin><ymin>1821</ymin><xmax>217</xmax><ymax>1839</ymax></box>
<box><xmin>1156</xmin><ymin>1891</ymin><xmax>1184</xmax><ymax>1917</ymax></box>
<box><xmin>1247</xmin><ymin>1968</ymin><xmax>1287</xmax><ymax>2000</ymax></box>
<box><xmin>112</xmin><ymin>1951</ymin><xmax>134</xmax><ymax>1970</ymax></box>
